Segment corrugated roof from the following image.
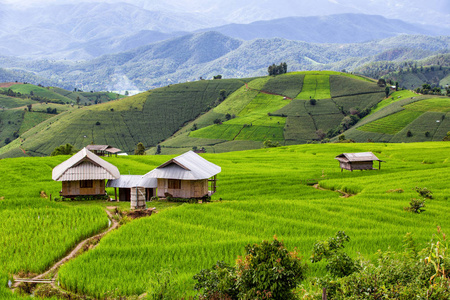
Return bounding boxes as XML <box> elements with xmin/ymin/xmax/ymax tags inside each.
<box><xmin>143</xmin><ymin>151</ymin><xmax>221</xmax><ymax>180</ymax></box>
<box><xmin>52</xmin><ymin>148</ymin><xmax>120</xmax><ymax>181</ymax></box>
<box><xmin>107</xmin><ymin>175</ymin><xmax>157</xmax><ymax>188</ymax></box>
<box><xmin>86</xmin><ymin>145</ymin><xmax>109</xmax><ymax>151</ymax></box>
<box><xmin>335</xmin><ymin>152</ymin><xmax>381</xmax><ymax>162</ymax></box>
<box><xmin>86</xmin><ymin>145</ymin><xmax>122</xmax><ymax>153</ymax></box>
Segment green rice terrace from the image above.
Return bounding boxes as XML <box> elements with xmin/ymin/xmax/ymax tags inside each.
<box><xmin>1</xmin><ymin>142</ymin><xmax>449</xmax><ymax>299</ymax></box>
<box><xmin>2</xmin><ymin>71</ymin><xmax>449</xmax><ymax>158</ymax></box>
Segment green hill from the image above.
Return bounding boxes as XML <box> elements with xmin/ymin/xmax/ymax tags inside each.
<box><xmin>342</xmin><ymin>90</ymin><xmax>450</xmax><ymax>143</ymax></box>
<box><xmin>1</xmin><ymin>72</ymin><xmax>449</xmax><ymax>158</ymax></box>
<box><xmin>0</xmin><ymin>79</ymin><xmax>247</xmax><ymax>158</ymax></box>
<box><xmin>156</xmin><ymin>71</ymin><xmax>384</xmax><ymax>154</ymax></box>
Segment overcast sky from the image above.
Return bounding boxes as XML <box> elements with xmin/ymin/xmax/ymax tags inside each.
<box><xmin>2</xmin><ymin>0</ymin><xmax>449</xmax><ymax>27</ymax></box>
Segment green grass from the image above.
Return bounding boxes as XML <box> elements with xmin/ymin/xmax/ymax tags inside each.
<box><xmin>49</xmin><ymin>142</ymin><xmax>450</xmax><ymax>298</ymax></box>
<box><xmin>371</xmin><ymin>90</ymin><xmax>417</xmax><ymax>114</ymax></box>
<box><xmin>358</xmin><ymin>110</ymin><xmax>423</xmax><ymax>134</ymax></box>
<box><xmin>1</xmin><ymin>84</ymin><xmax>72</xmax><ymax>103</ymax></box>
<box><xmin>19</xmin><ymin>112</ymin><xmax>54</xmax><ymax>135</ymax></box>
<box><xmin>404</xmin><ymin>97</ymin><xmax>450</xmax><ymax>112</ymax></box>
<box><xmin>0</xmin><ymin>95</ymin><xmax>35</xmax><ymax>109</ymax></box>
<box><xmin>295</xmin><ymin>75</ymin><xmax>331</xmax><ymax>100</ymax></box>
<box><xmin>0</xmin><ymin>79</ymin><xmax>246</xmax><ymax>156</ymax></box>
<box><xmin>261</xmin><ymin>73</ymin><xmax>305</xmax><ymax>99</ymax></box>
<box><xmin>191</xmin><ymin>93</ymin><xmax>289</xmax><ymax>141</ymax></box>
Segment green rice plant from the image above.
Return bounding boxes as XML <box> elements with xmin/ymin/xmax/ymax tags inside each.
<box><xmin>358</xmin><ymin>110</ymin><xmax>423</xmax><ymax>134</ymax></box>
<box><xmin>262</xmin><ymin>73</ymin><xmax>305</xmax><ymax>99</ymax></box>
<box><xmin>404</xmin><ymin>97</ymin><xmax>450</xmax><ymax>112</ymax></box>
<box><xmin>296</xmin><ymin>75</ymin><xmax>331</xmax><ymax>100</ymax></box>
<box><xmin>54</xmin><ymin>142</ymin><xmax>450</xmax><ymax>298</ymax></box>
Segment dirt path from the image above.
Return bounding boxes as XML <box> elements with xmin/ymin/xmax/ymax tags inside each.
<box><xmin>13</xmin><ymin>209</ymin><xmax>119</xmax><ymax>288</ymax></box>
<box><xmin>313</xmin><ymin>184</ymin><xmax>355</xmax><ymax>198</ymax></box>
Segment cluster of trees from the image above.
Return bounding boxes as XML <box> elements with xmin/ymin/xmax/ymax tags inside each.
<box><xmin>51</xmin><ymin>143</ymin><xmax>77</xmax><ymax>156</ymax></box>
<box><xmin>0</xmin><ymin>88</ymin><xmax>65</xmax><ymax>105</ymax></box>
<box><xmin>192</xmin><ymin>229</ymin><xmax>449</xmax><ymax>299</ymax></box>
<box><xmin>415</xmin><ymin>84</ymin><xmax>447</xmax><ymax>95</ymax></box>
<box><xmin>268</xmin><ymin>63</ymin><xmax>288</xmax><ymax>76</ymax></box>
<box><xmin>323</xmin><ymin>106</ymin><xmax>372</xmax><ymax>140</ymax></box>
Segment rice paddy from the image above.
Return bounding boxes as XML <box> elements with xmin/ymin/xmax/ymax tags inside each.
<box><xmin>1</xmin><ymin>142</ymin><xmax>444</xmax><ymax>298</ymax></box>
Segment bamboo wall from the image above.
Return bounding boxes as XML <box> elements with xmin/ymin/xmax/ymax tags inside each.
<box><xmin>157</xmin><ymin>179</ymin><xmax>208</xmax><ymax>198</ymax></box>
<box><xmin>61</xmin><ymin>180</ymin><xmax>105</xmax><ymax>196</ymax></box>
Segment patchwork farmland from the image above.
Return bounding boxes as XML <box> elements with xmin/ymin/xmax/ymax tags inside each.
<box><xmin>1</xmin><ymin>142</ymin><xmax>449</xmax><ymax>298</ymax></box>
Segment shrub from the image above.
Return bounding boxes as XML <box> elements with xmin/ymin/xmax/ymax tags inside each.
<box><xmin>414</xmin><ymin>187</ymin><xmax>433</xmax><ymax>199</ymax></box>
<box><xmin>310</xmin><ymin>231</ymin><xmax>359</xmax><ymax>278</ymax></box>
<box><xmin>309</xmin><ymin>99</ymin><xmax>317</xmax><ymax>105</ymax></box>
<box><xmin>407</xmin><ymin>130</ymin><xmax>413</xmax><ymax>137</ymax></box>
<box><xmin>194</xmin><ymin>237</ymin><xmax>307</xmax><ymax>300</ymax></box>
<box><xmin>404</xmin><ymin>198</ymin><xmax>426</xmax><ymax>214</ymax></box>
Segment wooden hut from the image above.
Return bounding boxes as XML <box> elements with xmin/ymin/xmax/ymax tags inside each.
<box><xmin>106</xmin><ymin>175</ymin><xmax>157</xmax><ymax>204</ymax></box>
<box><xmin>52</xmin><ymin>148</ymin><xmax>120</xmax><ymax>198</ymax></box>
<box><xmin>335</xmin><ymin>152</ymin><xmax>384</xmax><ymax>172</ymax></box>
<box><xmin>86</xmin><ymin>145</ymin><xmax>121</xmax><ymax>157</ymax></box>
<box><xmin>142</xmin><ymin>151</ymin><xmax>221</xmax><ymax>199</ymax></box>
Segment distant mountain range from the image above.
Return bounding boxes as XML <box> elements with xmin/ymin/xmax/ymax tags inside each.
<box><xmin>1</xmin><ymin>32</ymin><xmax>449</xmax><ymax>91</ymax></box>
<box><xmin>0</xmin><ymin>1</ymin><xmax>448</xmax><ymax>60</ymax></box>
<box><xmin>196</xmin><ymin>14</ymin><xmax>448</xmax><ymax>43</ymax></box>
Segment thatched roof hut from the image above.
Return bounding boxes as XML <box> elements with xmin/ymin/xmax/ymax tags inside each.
<box><xmin>143</xmin><ymin>151</ymin><xmax>221</xmax><ymax>199</ymax></box>
<box><xmin>52</xmin><ymin>148</ymin><xmax>120</xmax><ymax>198</ymax></box>
<box><xmin>335</xmin><ymin>152</ymin><xmax>384</xmax><ymax>172</ymax></box>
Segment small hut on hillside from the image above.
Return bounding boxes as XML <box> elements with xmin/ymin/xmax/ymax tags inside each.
<box><xmin>86</xmin><ymin>145</ymin><xmax>121</xmax><ymax>157</ymax></box>
<box><xmin>52</xmin><ymin>148</ymin><xmax>120</xmax><ymax>198</ymax></box>
<box><xmin>106</xmin><ymin>175</ymin><xmax>157</xmax><ymax>202</ymax></box>
<box><xmin>335</xmin><ymin>152</ymin><xmax>384</xmax><ymax>172</ymax></box>
<box><xmin>142</xmin><ymin>151</ymin><xmax>221</xmax><ymax>199</ymax></box>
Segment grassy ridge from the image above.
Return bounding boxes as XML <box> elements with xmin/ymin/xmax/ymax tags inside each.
<box><xmin>53</xmin><ymin>142</ymin><xmax>450</xmax><ymax>298</ymax></box>
<box><xmin>0</xmin><ymin>79</ymin><xmax>246</xmax><ymax>156</ymax></box>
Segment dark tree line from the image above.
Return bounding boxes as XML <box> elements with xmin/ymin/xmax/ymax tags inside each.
<box><xmin>268</xmin><ymin>62</ymin><xmax>288</xmax><ymax>76</ymax></box>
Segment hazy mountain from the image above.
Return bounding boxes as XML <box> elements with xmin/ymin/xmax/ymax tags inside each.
<box><xmin>0</xmin><ymin>2</ymin><xmax>218</xmax><ymax>59</ymax></box>
<box><xmin>2</xmin><ymin>32</ymin><xmax>448</xmax><ymax>92</ymax></box>
<box><xmin>137</xmin><ymin>0</ymin><xmax>450</xmax><ymax>28</ymax></box>
<box><xmin>196</xmin><ymin>14</ymin><xmax>448</xmax><ymax>43</ymax></box>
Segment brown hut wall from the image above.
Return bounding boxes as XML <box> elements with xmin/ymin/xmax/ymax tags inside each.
<box><xmin>61</xmin><ymin>180</ymin><xmax>105</xmax><ymax>196</ymax></box>
<box><xmin>351</xmin><ymin>161</ymin><xmax>374</xmax><ymax>170</ymax></box>
<box><xmin>157</xmin><ymin>179</ymin><xmax>208</xmax><ymax>198</ymax></box>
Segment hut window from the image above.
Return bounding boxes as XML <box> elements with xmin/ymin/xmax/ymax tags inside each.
<box><xmin>80</xmin><ymin>180</ymin><xmax>93</xmax><ymax>188</ymax></box>
<box><xmin>168</xmin><ymin>179</ymin><xmax>181</xmax><ymax>189</ymax></box>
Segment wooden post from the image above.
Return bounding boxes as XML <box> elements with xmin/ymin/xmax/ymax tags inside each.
<box><xmin>322</xmin><ymin>287</ymin><xmax>327</xmax><ymax>300</ymax></box>
<box><xmin>115</xmin><ymin>188</ymin><xmax>118</xmax><ymax>202</ymax></box>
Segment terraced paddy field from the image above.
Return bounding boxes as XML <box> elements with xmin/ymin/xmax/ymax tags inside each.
<box><xmin>1</xmin><ymin>142</ymin><xmax>449</xmax><ymax>298</ymax></box>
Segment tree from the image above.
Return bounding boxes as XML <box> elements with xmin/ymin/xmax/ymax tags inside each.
<box><xmin>311</xmin><ymin>231</ymin><xmax>359</xmax><ymax>278</ymax></box>
<box><xmin>309</xmin><ymin>99</ymin><xmax>317</xmax><ymax>105</ymax></box>
<box><xmin>213</xmin><ymin>75</ymin><xmax>222</xmax><ymax>80</ymax></box>
<box><xmin>125</xmin><ymin>91</ymin><xmax>129</xmax><ymax>96</ymax></box>
<box><xmin>385</xmin><ymin>86</ymin><xmax>390</xmax><ymax>98</ymax></box>
<box><xmin>51</xmin><ymin>144</ymin><xmax>77</xmax><ymax>156</ymax></box>
<box><xmin>134</xmin><ymin>142</ymin><xmax>146</xmax><ymax>155</ymax></box>
<box><xmin>219</xmin><ymin>89</ymin><xmax>227</xmax><ymax>101</ymax></box>
<box><xmin>155</xmin><ymin>145</ymin><xmax>161</xmax><ymax>155</ymax></box>
<box><xmin>377</xmin><ymin>78</ymin><xmax>386</xmax><ymax>87</ymax></box>
<box><xmin>316</xmin><ymin>129</ymin><xmax>326</xmax><ymax>140</ymax></box>
<box><xmin>213</xmin><ymin>118</ymin><xmax>222</xmax><ymax>125</ymax></box>
<box><xmin>268</xmin><ymin>62</ymin><xmax>288</xmax><ymax>76</ymax></box>
<box><xmin>395</xmin><ymin>81</ymin><xmax>399</xmax><ymax>91</ymax></box>
<box><xmin>26</xmin><ymin>104</ymin><xmax>32</xmax><ymax>112</ymax></box>
<box><xmin>194</xmin><ymin>237</ymin><xmax>307</xmax><ymax>300</ymax></box>
<box><xmin>76</xmin><ymin>96</ymin><xmax>81</xmax><ymax>105</ymax></box>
